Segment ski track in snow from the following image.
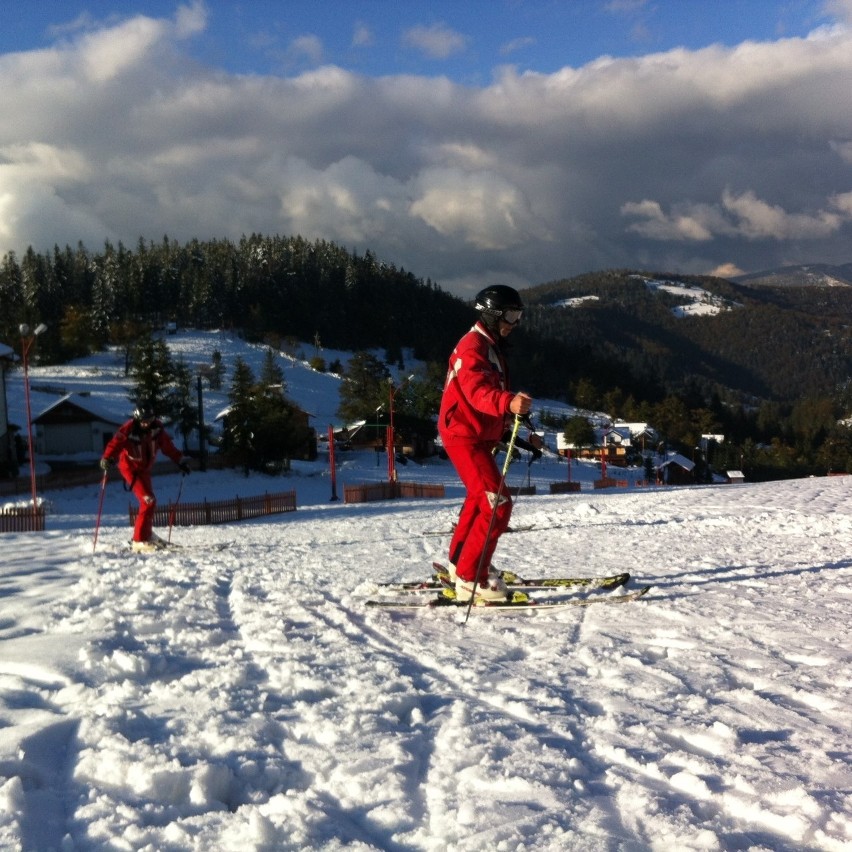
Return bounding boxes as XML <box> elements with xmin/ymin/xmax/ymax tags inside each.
<box><xmin>1</xmin><ymin>472</ymin><xmax>851</xmax><ymax>850</ymax></box>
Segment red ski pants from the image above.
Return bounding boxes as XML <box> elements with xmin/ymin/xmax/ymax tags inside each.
<box><xmin>444</xmin><ymin>440</ymin><xmax>513</xmax><ymax>582</ymax></box>
<box><xmin>121</xmin><ymin>467</ymin><xmax>157</xmax><ymax>542</ymax></box>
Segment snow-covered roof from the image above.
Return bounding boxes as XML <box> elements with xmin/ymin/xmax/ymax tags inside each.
<box><xmin>614</xmin><ymin>422</ymin><xmax>657</xmax><ymax>438</ymax></box>
<box><xmin>0</xmin><ymin>342</ymin><xmax>16</xmax><ymax>361</ymax></box>
<box><xmin>659</xmin><ymin>452</ymin><xmax>696</xmax><ymax>471</ymax></box>
<box><xmin>33</xmin><ymin>393</ymin><xmax>124</xmax><ymax>425</ymax></box>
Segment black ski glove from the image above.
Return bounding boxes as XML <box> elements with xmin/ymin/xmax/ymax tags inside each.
<box><xmin>99</xmin><ymin>457</ymin><xmax>115</xmax><ymax>471</ymax></box>
<box><xmin>514</xmin><ymin>435</ymin><xmax>543</xmax><ymax>461</ymax></box>
<box><xmin>178</xmin><ymin>460</ymin><xmax>191</xmax><ymax>476</ymax></box>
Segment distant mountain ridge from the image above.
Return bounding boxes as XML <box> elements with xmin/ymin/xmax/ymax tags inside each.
<box><xmin>515</xmin><ymin>267</ymin><xmax>852</xmax><ymax>405</ymax></box>
<box><xmin>732</xmin><ymin>262</ymin><xmax>852</xmax><ymax>288</ymax></box>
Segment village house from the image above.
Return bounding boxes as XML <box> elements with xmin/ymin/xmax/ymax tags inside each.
<box><xmin>614</xmin><ymin>422</ymin><xmax>658</xmax><ymax>453</ymax></box>
<box><xmin>32</xmin><ymin>394</ymin><xmax>123</xmax><ymax>457</ymax></box>
<box><xmin>657</xmin><ymin>452</ymin><xmax>697</xmax><ymax>485</ymax></box>
<box><xmin>557</xmin><ymin>422</ymin><xmax>652</xmax><ymax>467</ymax></box>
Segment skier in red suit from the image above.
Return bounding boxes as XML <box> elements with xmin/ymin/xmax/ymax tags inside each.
<box><xmin>438</xmin><ymin>285</ymin><xmax>542</xmax><ymax>603</ymax></box>
<box><xmin>100</xmin><ymin>402</ymin><xmax>190</xmax><ymax>552</ymax></box>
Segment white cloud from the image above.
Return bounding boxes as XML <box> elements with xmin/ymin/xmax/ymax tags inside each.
<box><xmin>352</xmin><ymin>22</ymin><xmax>373</xmax><ymax>49</ymax></box>
<box><xmin>288</xmin><ymin>34</ymin><xmax>324</xmax><ymax>66</ymax></box>
<box><xmin>621</xmin><ymin>200</ymin><xmax>718</xmax><ymax>242</ymax></box>
<box><xmin>174</xmin><ymin>0</ymin><xmax>207</xmax><ymax>39</ymax></box>
<box><xmin>722</xmin><ymin>189</ymin><xmax>845</xmax><ymax>240</ymax></box>
<box><xmin>409</xmin><ymin>167</ymin><xmax>540</xmax><ymax>250</ymax></box>
<box><xmin>830</xmin><ymin>190</ymin><xmax>852</xmax><ymax>216</ymax></box>
<box><xmin>275</xmin><ymin>156</ymin><xmax>408</xmax><ymax>246</ymax></box>
<box><xmin>822</xmin><ymin>0</ymin><xmax>852</xmax><ymax>25</ymax></box>
<box><xmin>623</xmin><ymin>190</ymin><xmax>851</xmax><ymax>243</ymax></box>
<box><xmin>708</xmin><ymin>262</ymin><xmax>745</xmax><ymax>278</ymax></box>
<box><xmin>830</xmin><ymin>139</ymin><xmax>852</xmax><ymax>163</ymax></box>
<box><xmin>500</xmin><ymin>37</ymin><xmax>536</xmax><ymax>57</ymax></box>
<box><xmin>79</xmin><ymin>16</ymin><xmax>165</xmax><ymax>82</ymax></box>
<box><xmin>0</xmin><ymin>174</ymin><xmax>114</xmax><ymax>250</ymax></box>
<box><xmin>402</xmin><ymin>23</ymin><xmax>467</xmax><ymax>60</ymax></box>
<box><xmin>0</xmin><ymin>142</ymin><xmax>91</xmax><ymax>183</ymax></box>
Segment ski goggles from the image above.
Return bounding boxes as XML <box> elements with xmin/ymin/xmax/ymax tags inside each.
<box><xmin>501</xmin><ymin>309</ymin><xmax>523</xmax><ymax>325</ymax></box>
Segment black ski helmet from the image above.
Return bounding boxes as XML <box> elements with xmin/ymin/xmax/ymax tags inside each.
<box><xmin>133</xmin><ymin>401</ymin><xmax>155</xmax><ymax>422</ymax></box>
<box><xmin>474</xmin><ymin>285</ymin><xmax>524</xmax><ymax>327</ymax></box>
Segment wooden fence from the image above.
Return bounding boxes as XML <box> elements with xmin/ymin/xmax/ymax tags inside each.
<box><xmin>0</xmin><ymin>454</ymin><xmax>235</xmax><ymax>499</ymax></box>
<box><xmin>510</xmin><ymin>485</ymin><xmax>536</xmax><ymax>496</ymax></box>
<box><xmin>549</xmin><ymin>481</ymin><xmax>581</xmax><ymax>494</ymax></box>
<box><xmin>129</xmin><ymin>490</ymin><xmax>297</xmax><ymax>528</ymax></box>
<box><xmin>344</xmin><ymin>481</ymin><xmax>445</xmax><ymax>504</ymax></box>
<box><xmin>0</xmin><ymin>506</ymin><xmax>46</xmax><ymax>533</ymax></box>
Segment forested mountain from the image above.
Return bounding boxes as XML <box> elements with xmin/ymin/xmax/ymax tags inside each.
<box><xmin>520</xmin><ymin>269</ymin><xmax>852</xmax><ymax>405</ymax></box>
<box><xmin>3</xmin><ymin>236</ymin><xmax>852</xmax><ymax>475</ymax></box>
<box><xmin>732</xmin><ymin>262</ymin><xmax>852</xmax><ymax>288</ymax></box>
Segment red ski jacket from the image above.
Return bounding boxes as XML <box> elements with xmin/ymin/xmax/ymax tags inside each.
<box><xmin>438</xmin><ymin>321</ymin><xmax>515</xmax><ymax>446</ymax></box>
<box><xmin>103</xmin><ymin>418</ymin><xmax>183</xmax><ymax>476</ymax></box>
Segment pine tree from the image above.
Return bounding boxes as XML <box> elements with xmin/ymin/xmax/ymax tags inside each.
<box><xmin>563</xmin><ymin>416</ymin><xmax>596</xmax><ymax>448</ymax></box>
<box><xmin>223</xmin><ymin>357</ymin><xmax>256</xmax><ymax>473</ymax></box>
<box><xmin>259</xmin><ymin>348</ymin><xmax>286</xmax><ymax>395</ymax></box>
<box><xmin>170</xmin><ymin>356</ymin><xmax>198</xmax><ymax>451</ymax></box>
<box><xmin>338</xmin><ymin>351</ymin><xmax>391</xmax><ymax>422</ymax></box>
<box><xmin>129</xmin><ymin>335</ymin><xmax>175</xmax><ymax>416</ymax></box>
<box><xmin>209</xmin><ymin>350</ymin><xmax>225</xmax><ymax>390</ymax></box>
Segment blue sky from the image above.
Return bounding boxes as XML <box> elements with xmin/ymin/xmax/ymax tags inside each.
<box><xmin>2</xmin><ymin>1</ymin><xmax>852</xmax><ymax>295</ymax></box>
<box><xmin>3</xmin><ymin>1</ymin><xmax>837</xmax><ymax>80</ymax></box>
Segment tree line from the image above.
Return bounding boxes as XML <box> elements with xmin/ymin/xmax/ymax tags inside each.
<box><xmin>0</xmin><ymin>234</ymin><xmax>470</xmax><ymax>368</ymax></box>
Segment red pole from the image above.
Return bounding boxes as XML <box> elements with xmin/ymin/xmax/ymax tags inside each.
<box><xmin>567</xmin><ymin>447</ymin><xmax>572</xmax><ymax>482</ymax></box>
<box><xmin>21</xmin><ymin>338</ymin><xmax>37</xmax><ymax>511</ymax></box>
<box><xmin>328</xmin><ymin>425</ymin><xmax>338</xmax><ymax>501</ymax></box>
<box><xmin>387</xmin><ymin>382</ymin><xmax>396</xmax><ymax>482</ymax></box>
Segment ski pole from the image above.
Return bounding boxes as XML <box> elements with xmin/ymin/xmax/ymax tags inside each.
<box><xmin>463</xmin><ymin>413</ymin><xmax>523</xmax><ymax>625</ymax></box>
<box><xmin>167</xmin><ymin>474</ymin><xmax>184</xmax><ymax>543</ymax></box>
<box><xmin>92</xmin><ymin>469</ymin><xmax>108</xmax><ymax>553</ymax></box>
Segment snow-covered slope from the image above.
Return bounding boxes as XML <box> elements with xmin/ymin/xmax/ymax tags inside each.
<box><xmin>0</xmin><ymin>333</ymin><xmax>849</xmax><ymax>851</ymax></box>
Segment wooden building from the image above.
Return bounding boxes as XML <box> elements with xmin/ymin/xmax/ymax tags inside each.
<box><xmin>33</xmin><ymin>394</ymin><xmax>123</xmax><ymax>455</ymax></box>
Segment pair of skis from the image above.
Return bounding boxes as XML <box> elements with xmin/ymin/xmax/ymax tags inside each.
<box><xmin>127</xmin><ymin>539</ymin><xmax>234</xmax><ymax>553</ymax></box>
<box><xmin>366</xmin><ymin>562</ymin><xmax>651</xmax><ymax>612</ymax></box>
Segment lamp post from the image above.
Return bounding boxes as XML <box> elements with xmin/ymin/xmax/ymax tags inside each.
<box><xmin>19</xmin><ymin>322</ymin><xmax>48</xmax><ymax>511</ymax></box>
<box><xmin>387</xmin><ymin>373</ymin><xmax>415</xmax><ymax>483</ymax></box>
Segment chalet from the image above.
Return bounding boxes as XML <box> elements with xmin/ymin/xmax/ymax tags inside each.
<box><xmin>335</xmin><ymin>415</ymin><xmax>436</xmax><ymax>458</ymax></box>
<box><xmin>657</xmin><ymin>453</ymin><xmax>696</xmax><ymax>485</ymax></box>
<box><xmin>0</xmin><ymin>342</ymin><xmax>16</xmax><ymax>472</ymax></box>
<box><xmin>32</xmin><ymin>394</ymin><xmax>123</xmax><ymax>456</ymax></box>
<box><xmin>557</xmin><ymin>424</ymin><xmax>634</xmax><ymax>466</ymax></box>
<box><xmin>614</xmin><ymin>422</ymin><xmax>658</xmax><ymax>453</ymax></box>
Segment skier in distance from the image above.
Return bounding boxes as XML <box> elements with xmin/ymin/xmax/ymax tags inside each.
<box><xmin>100</xmin><ymin>401</ymin><xmax>190</xmax><ymax>552</ymax></box>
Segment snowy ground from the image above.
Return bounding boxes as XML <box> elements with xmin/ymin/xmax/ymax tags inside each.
<box><xmin>0</xmin><ymin>334</ymin><xmax>850</xmax><ymax>851</ymax></box>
